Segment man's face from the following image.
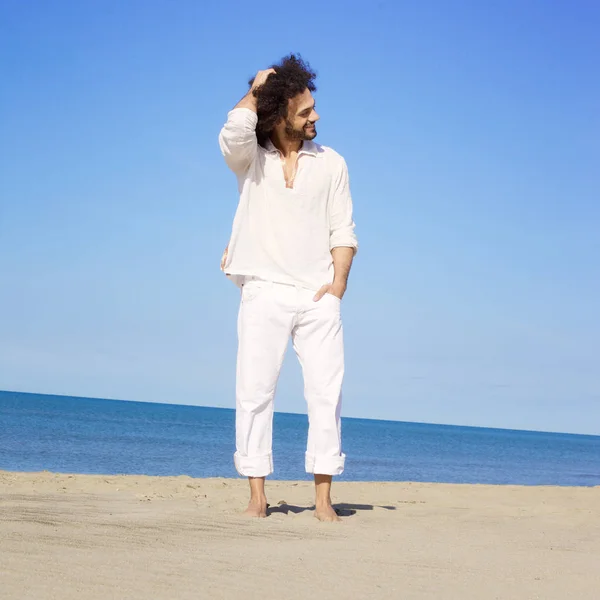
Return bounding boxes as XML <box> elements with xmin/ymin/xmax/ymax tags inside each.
<box><xmin>284</xmin><ymin>88</ymin><xmax>320</xmax><ymax>141</ymax></box>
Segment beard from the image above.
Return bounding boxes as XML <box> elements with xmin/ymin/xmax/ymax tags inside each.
<box><xmin>285</xmin><ymin>120</ymin><xmax>317</xmax><ymax>141</ymax></box>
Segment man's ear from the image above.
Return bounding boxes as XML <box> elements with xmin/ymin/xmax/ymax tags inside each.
<box><xmin>272</xmin><ymin>116</ymin><xmax>286</xmax><ymax>132</ymax></box>
<box><xmin>286</xmin><ymin>96</ymin><xmax>298</xmax><ymax>117</ymax></box>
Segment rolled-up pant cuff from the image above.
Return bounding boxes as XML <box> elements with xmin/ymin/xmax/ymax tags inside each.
<box><xmin>305</xmin><ymin>452</ymin><xmax>345</xmax><ymax>476</ymax></box>
<box><xmin>234</xmin><ymin>452</ymin><xmax>273</xmax><ymax>477</ymax></box>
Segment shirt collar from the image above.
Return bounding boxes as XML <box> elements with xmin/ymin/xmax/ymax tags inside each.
<box><xmin>264</xmin><ymin>139</ymin><xmax>320</xmax><ymax>157</ymax></box>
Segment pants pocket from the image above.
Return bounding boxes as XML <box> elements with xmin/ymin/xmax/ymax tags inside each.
<box><xmin>323</xmin><ymin>292</ymin><xmax>342</xmax><ymax>309</ymax></box>
<box><xmin>242</xmin><ymin>281</ymin><xmax>268</xmax><ymax>302</ymax></box>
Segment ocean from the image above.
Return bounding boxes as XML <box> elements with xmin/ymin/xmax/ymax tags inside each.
<box><xmin>1</xmin><ymin>390</ymin><xmax>599</xmax><ymax>486</ymax></box>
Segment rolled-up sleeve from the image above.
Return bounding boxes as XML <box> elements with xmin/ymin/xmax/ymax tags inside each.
<box><xmin>329</xmin><ymin>158</ymin><xmax>358</xmax><ymax>254</ymax></box>
<box><xmin>218</xmin><ymin>108</ymin><xmax>258</xmax><ymax>174</ymax></box>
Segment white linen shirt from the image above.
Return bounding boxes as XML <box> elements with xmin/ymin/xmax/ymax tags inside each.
<box><xmin>218</xmin><ymin>108</ymin><xmax>358</xmax><ymax>290</ymax></box>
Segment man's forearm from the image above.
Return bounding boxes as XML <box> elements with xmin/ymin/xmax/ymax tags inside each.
<box><xmin>234</xmin><ymin>90</ymin><xmax>258</xmax><ymax>113</ymax></box>
<box><xmin>331</xmin><ymin>246</ymin><xmax>354</xmax><ymax>291</ymax></box>
<box><xmin>233</xmin><ymin>68</ymin><xmax>275</xmax><ymax>113</ymax></box>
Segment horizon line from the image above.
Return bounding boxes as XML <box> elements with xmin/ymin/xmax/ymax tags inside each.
<box><xmin>2</xmin><ymin>388</ymin><xmax>599</xmax><ymax>440</ymax></box>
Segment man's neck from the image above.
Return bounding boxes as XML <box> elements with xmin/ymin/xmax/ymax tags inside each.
<box><xmin>270</xmin><ymin>132</ymin><xmax>302</xmax><ymax>158</ymax></box>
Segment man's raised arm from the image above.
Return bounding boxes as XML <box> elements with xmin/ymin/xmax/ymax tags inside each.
<box><xmin>218</xmin><ymin>68</ymin><xmax>275</xmax><ymax>175</ymax></box>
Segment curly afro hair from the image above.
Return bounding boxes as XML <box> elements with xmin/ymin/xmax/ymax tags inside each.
<box><xmin>249</xmin><ymin>54</ymin><xmax>317</xmax><ymax>147</ymax></box>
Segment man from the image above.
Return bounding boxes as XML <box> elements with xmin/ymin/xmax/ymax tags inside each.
<box><xmin>219</xmin><ymin>54</ymin><xmax>358</xmax><ymax>522</ymax></box>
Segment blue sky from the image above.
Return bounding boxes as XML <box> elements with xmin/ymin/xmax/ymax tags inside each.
<box><xmin>1</xmin><ymin>0</ymin><xmax>598</xmax><ymax>435</ymax></box>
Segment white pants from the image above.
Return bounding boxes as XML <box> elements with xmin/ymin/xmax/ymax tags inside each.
<box><xmin>234</xmin><ymin>279</ymin><xmax>346</xmax><ymax>477</ymax></box>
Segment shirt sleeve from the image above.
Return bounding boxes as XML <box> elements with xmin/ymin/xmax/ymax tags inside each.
<box><xmin>218</xmin><ymin>108</ymin><xmax>259</xmax><ymax>174</ymax></box>
<box><xmin>329</xmin><ymin>158</ymin><xmax>358</xmax><ymax>254</ymax></box>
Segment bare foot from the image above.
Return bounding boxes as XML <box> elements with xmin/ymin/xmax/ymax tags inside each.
<box><xmin>243</xmin><ymin>497</ymin><xmax>268</xmax><ymax>518</ymax></box>
<box><xmin>314</xmin><ymin>503</ymin><xmax>341</xmax><ymax>522</ymax></box>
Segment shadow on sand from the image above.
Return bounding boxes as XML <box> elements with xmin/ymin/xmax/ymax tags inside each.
<box><xmin>267</xmin><ymin>502</ymin><xmax>396</xmax><ymax>517</ymax></box>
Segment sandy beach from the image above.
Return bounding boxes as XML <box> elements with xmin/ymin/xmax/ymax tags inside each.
<box><xmin>1</xmin><ymin>470</ymin><xmax>599</xmax><ymax>599</ymax></box>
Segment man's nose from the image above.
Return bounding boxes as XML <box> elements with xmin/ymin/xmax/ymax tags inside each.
<box><xmin>311</xmin><ymin>110</ymin><xmax>320</xmax><ymax>122</ymax></box>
